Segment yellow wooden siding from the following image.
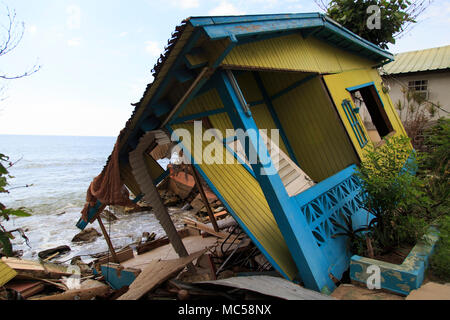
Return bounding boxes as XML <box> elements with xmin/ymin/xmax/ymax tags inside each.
<box><xmin>323</xmin><ymin>68</ymin><xmax>408</xmax><ymax>159</ymax></box>
<box><xmin>208</xmin><ymin>112</ymin><xmax>234</xmax><ymax>137</ymax></box>
<box><xmin>184</xmin><ymin>81</ymin><xmax>289</xmax><ymax>155</ymax></box>
<box><xmin>272</xmin><ymin>77</ymin><xmax>359</xmax><ymax>182</ymax></box>
<box><xmin>0</xmin><ymin>260</ymin><xmax>17</xmax><ymax>286</ymax></box>
<box><xmin>171</xmin><ymin>123</ymin><xmax>298</xmax><ymax>280</ymax></box>
<box><xmin>259</xmin><ymin>71</ymin><xmax>316</xmax><ymax>97</ymax></box>
<box><xmin>235</xmin><ymin>72</ymin><xmax>264</xmax><ymax>103</ymax></box>
<box><xmin>178</xmin><ymin>89</ymin><xmax>223</xmax><ymax>118</ymax></box>
<box><xmin>250</xmin><ymin>104</ymin><xmax>288</xmax><ymax>155</ymax></box>
<box><xmin>222</xmin><ymin>33</ymin><xmax>375</xmax><ymax>73</ymax></box>
<box><xmin>234</xmin><ymin>71</ymin><xmax>289</xmax><ymax>154</ymax></box>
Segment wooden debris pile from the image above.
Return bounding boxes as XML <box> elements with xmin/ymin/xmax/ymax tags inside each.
<box><xmin>0</xmin><ymin>164</ymin><xmax>281</xmax><ymax>300</ymax></box>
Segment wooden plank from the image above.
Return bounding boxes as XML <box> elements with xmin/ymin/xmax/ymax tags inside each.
<box><xmin>204</xmin><ymin>210</ymin><xmax>228</xmax><ymax>222</ymax></box>
<box><xmin>94</xmin><ymin>247</ymin><xmax>134</xmax><ymax>270</ymax></box>
<box><xmin>117</xmin><ymin>249</ymin><xmax>206</xmax><ymax>300</ymax></box>
<box><xmin>136</xmin><ymin>229</ymin><xmax>191</xmax><ymax>255</ymax></box>
<box><xmin>5</xmin><ymin>281</ymin><xmax>45</xmax><ymax>299</ymax></box>
<box><xmin>32</xmin><ymin>284</ymin><xmax>111</xmax><ymax>300</ymax></box>
<box><xmin>183</xmin><ymin>218</ymin><xmax>230</xmax><ymax>239</ymax></box>
<box><xmin>1</xmin><ymin>257</ymin><xmax>72</xmax><ymax>279</ymax></box>
<box><xmin>191</xmin><ymin>164</ymin><xmax>220</xmax><ymax>232</ymax></box>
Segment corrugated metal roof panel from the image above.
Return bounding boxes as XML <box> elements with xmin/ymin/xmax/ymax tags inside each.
<box><xmin>383</xmin><ymin>45</ymin><xmax>450</xmax><ymax>75</ymax></box>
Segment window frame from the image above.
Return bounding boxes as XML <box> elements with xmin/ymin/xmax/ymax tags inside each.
<box><xmin>345</xmin><ymin>81</ymin><xmax>394</xmax><ymax>145</ymax></box>
<box><xmin>341</xmin><ymin>98</ymin><xmax>369</xmax><ymax>148</ymax></box>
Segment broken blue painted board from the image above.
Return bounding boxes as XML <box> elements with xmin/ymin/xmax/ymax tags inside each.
<box><xmin>76</xmin><ymin>200</ymin><xmax>103</xmax><ymax>230</ymax></box>
<box><xmin>350</xmin><ymin>227</ymin><xmax>439</xmax><ymax>295</ymax></box>
<box><xmin>75</xmin><ymin>193</ymin><xmax>146</xmax><ymax>231</ymax></box>
<box><xmin>100</xmin><ymin>263</ymin><xmax>141</xmax><ymax>290</ymax></box>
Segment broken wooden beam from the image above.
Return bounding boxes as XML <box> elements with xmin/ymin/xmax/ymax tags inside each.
<box><xmin>183</xmin><ymin>218</ymin><xmax>230</xmax><ymax>239</ymax></box>
<box><xmin>1</xmin><ymin>257</ymin><xmax>73</xmax><ymax>280</ymax></box>
<box><xmin>5</xmin><ymin>281</ymin><xmax>45</xmax><ymax>299</ymax></box>
<box><xmin>190</xmin><ymin>165</ymin><xmax>219</xmax><ymax>232</ymax></box>
<box><xmin>97</xmin><ymin>216</ymin><xmax>119</xmax><ymax>263</ymax></box>
<box><xmin>93</xmin><ymin>246</ymin><xmax>134</xmax><ymax>272</ymax></box>
<box><xmin>136</xmin><ymin>229</ymin><xmax>191</xmax><ymax>255</ymax></box>
<box><xmin>32</xmin><ymin>283</ymin><xmax>111</xmax><ymax>300</ymax></box>
<box><xmin>117</xmin><ymin>249</ymin><xmax>207</xmax><ymax>300</ymax></box>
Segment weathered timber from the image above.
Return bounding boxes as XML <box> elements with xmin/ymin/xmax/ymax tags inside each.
<box><xmin>117</xmin><ymin>249</ymin><xmax>206</xmax><ymax>300</ymax></box>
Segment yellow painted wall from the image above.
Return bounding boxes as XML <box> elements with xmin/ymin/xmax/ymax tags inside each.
<box><xmin>269</xmin><ymin>76</ymin><xmax>359</xmax><ymax>182</ymax></box>
<box><xmin>178</xmin><ymin>89</ymin><xmax>224</xmax><ymax>118</ymax></box>
<box><xmin>222</xmin><ymin>33</ymin><xmax>376</xmax><ymax>73</ymax></box>
<box><xmin>323</xmin><ymin>68</ymin><xmax>408</xmax><ymax>159</ymax></box>
<box><xmin>171</xmin><ymin>123</ymin><xmax>299</xmax><ymax>280</ymax></box>
<box><xmin>180</xmin><ymin>73</ymin><xmax>289</xmax><ymax>155</ymax></box>
<box><xmin>234</xmin><ymin>71</ymin><xmax>289</xmax><ymax>154</ymax></box>
<box><xmin>0</xmin><ymin>260</ymin><xmax>17</xmax><ymax>287</ymax></box>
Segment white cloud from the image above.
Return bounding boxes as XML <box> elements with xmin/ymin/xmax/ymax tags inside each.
<box><xmin>67</xmin><ymin>37</ymin><xmax>82</xmax><ymax>47</ymax></box>
<box><xmin>119</xmin><ymin>31</ymin><xmax>128</xmax><ymax>37</ymax></box>
<box><xmin>67</xmin><ymin>5</ymin><xmax>81</xmax><ymax>30</ymax></box>
<box><xmin>171</xmin><ymin>0</ymin><xmax>200</xmax><ymax>9</ymax></box>
<box><xmin>209</xmin><ymin>1</ymin><xmax>245</xmax><ymax>16</ymax></box>
<box><xmin>145</xmin><ymin>41</ymin><xmax>163</xmax><ymax>57</ymax></box>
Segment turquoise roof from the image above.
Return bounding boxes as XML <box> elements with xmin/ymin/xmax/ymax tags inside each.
<box><xmin>187</xmin><ymin>13</ymin><xmax>394</xmax><ymax>62</ymax></box>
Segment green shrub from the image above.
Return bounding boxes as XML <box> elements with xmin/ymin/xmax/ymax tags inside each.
<box><xmin>422</xmin><ymin>119</ymin><xmax>450</xmax><ymax>281</ymax></box>
<box><xmin>419</xmin><ymin>118</ymin><xmax>450</xmax><ymax>221</ymax></box>
<box><xmin>430</xmin><ymin>216</ymin><xmax>450</xmax><ymax>281</ymax></box>
<box><xmin>0</xmin><ymin>153</ymin><xmax>31</xmax><ymax>257</ymax></box>
<box><xmin>355</xmin><ymin>135</ymin><xmax>430</xmax><ymax>255</ymax></box>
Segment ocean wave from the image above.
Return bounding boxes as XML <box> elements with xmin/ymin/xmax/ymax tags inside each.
<box><xmin>18</xmin><ymin>160</ymin><xmax>106</xmax><ymax>169</ymax></box>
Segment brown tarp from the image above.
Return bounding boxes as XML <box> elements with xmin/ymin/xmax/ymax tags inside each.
<box><xmin>81</xmin><ymin>136</ymin><xmax>136</xmax><ymax>223</ymax></box>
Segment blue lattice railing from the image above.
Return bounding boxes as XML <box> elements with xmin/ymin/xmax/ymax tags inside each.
<box><xmin>292</xmin><ymin>165</ymin><xmax>370</xmax><ymax>279</ymax></box>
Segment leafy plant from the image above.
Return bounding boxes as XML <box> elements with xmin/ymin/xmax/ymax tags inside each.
<box><xmin>316</xmin><ymin>0</ymin><xmax>433</xmax><ymax>49</ymax></box>
<box><xmin>0</xmin><ymin>153</ymin><xmax>31</xmax><ymax>257</ymax></box>
<box><xmin>331</xmin><ymin>212</ymin><xmax>368</xmax><ymax>255</ymax></box>
<box><xmin>419</xmin><ymin>119</ymin><xmax>450</xmax><ymax>281</ymax></box>
<box><xmin>430</xmin><ymin>216</ymin><xmax>450</xmax><ymax>281</ymax></box>
<box><xmin>355</xmin><ymin>135</ymin><xmax>430</xmax><ymax>255</ymax></box>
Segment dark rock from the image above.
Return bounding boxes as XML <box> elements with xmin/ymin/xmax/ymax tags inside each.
<box><xmin>38</xmin><ymin>245</ymin><xmax>71</xmax><ymax>259</ymax></box>
<box><xmin>71</xmin><ymin>228</ymin><xmax>101</xmax><ymax>243</ymax></box>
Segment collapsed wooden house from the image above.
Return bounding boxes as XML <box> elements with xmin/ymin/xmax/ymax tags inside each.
<box><xmin>78</xmin><ymin>13</ymin><xmax>409</xmax><ymax>294</ymax></box>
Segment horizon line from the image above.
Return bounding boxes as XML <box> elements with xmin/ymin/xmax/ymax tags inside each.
<box><xmin>0</xmin><ymin>133</ymin><xmax>116</xmax><ymax>138</ymax></box>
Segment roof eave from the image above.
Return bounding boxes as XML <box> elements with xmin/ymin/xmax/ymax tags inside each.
<box><xmin>187</xmin><ymin>13</ymin><xmax>394</xmax><ymax>62</ymax></box>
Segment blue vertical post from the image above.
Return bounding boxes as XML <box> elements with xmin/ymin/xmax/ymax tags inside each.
<box><xmin>215</xmin><ymin>69</ymin><xmax>335</xmax><ymax>292</ymax></box>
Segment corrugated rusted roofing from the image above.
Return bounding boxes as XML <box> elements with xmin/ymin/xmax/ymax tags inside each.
<box><xmin>383</xmin><ymin>45</ymin><xmax>450</xmax><ymax>75</ymax></box>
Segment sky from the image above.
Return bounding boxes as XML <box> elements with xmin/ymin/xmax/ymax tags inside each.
<box><xmin>0</xmin><ymin>0</ymin><xmax>449</xmax><ymax>137</ymax></box>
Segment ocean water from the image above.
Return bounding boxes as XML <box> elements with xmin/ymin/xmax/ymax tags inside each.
<box><xmin>0</xmin><ymin>135</ymin><xmax>177</xmax><ymax>262</ymax></box>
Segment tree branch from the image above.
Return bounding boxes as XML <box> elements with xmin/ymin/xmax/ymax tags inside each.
<box><xmin>0</xmin><ymin>6</ymin><xmax>24</xmax><ymax>58</ymax></box>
